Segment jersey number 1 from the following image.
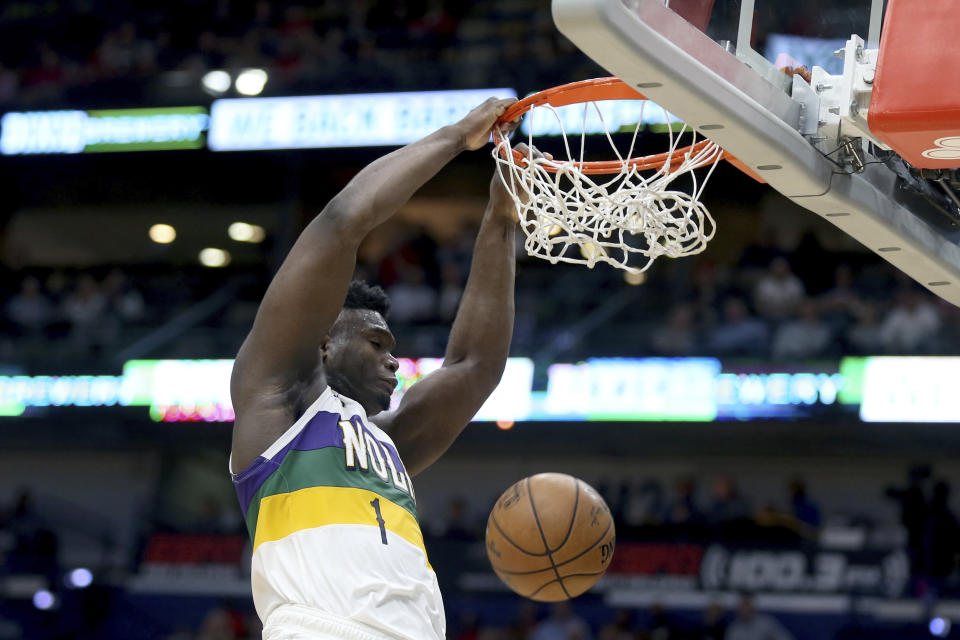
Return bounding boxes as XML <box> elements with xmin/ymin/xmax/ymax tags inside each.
<box><xmin>370</xmin><ymin>498</ymin><xmax>387</xmax><ymax>545</ymax></box>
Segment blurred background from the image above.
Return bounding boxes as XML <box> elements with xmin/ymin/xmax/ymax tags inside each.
<box><xmin>3</xmin><ymin>1</ymin><xmax>960</xmax><ymax>639</ymax></box>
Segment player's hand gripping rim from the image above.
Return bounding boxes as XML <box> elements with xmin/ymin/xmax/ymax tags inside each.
<box><xmin>456</xmin><ymin>97</ymin><xmax>518</xmax><ymax>152</ymax></box>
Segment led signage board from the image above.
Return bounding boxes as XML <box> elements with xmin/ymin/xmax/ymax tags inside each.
<box><xmin>0</xmin><ymin>107</ymin><xmax>208</xmax><ymax>154</ymax></box>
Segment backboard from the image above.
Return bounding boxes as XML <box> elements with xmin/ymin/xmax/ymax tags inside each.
<box><xmin>552</xmin><ymin>0</ymin><xmax>960</xmax><ymax>305</ymax></box>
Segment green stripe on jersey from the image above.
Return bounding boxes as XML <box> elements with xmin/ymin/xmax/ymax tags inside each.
<box><xmin>244</xmin><ymin>446</ymin><xmax>418</xmax><ymax>539</ymax></box>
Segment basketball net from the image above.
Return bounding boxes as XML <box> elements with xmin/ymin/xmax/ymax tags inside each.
<box><xmin>492</xmin><ymin>87</ymin><xmax>722</xmax><ymax>273</ymax></box>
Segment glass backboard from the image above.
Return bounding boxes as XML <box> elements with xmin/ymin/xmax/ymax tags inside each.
<box><xmin>660</xmin><ymin>0</ymin><xmax>884</xmax><ymax>92</ymax></box>
<box><xmin>699</xmin><ymin>0</ymin><xmax>883</xmax><ymax>88</ymax></box>
<box><xmin>552</xmin><ymin>0</ymin><xmax>960</xmax><ymax>306</ymax></box>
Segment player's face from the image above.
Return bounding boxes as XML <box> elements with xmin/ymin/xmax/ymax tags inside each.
<box><xmin>321</xmin><ymin>309</ymin><xmax>399</xmax><ymax>416</ymax></box>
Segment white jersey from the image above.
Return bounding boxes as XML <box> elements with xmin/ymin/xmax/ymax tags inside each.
<box><xmin>231</xmin><ymin>387</ymin><xmax>445</xmax><ymax>639</ymax></box>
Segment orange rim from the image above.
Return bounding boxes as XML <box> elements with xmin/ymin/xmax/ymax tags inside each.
<box><xmin>493</xmin><ymin>77</ymin><xmax>764</xmax><ymax>182</ymax></box>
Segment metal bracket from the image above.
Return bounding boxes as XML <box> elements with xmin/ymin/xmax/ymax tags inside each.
<box><xmin>807</xmin><ymin>35</ymin><xmax>889</xmax><ymax>156</ymax></box>
<box><xmin>791</xmin><ymin>74</ymin><xmax>820</xmax><ymax>137</ymax></box>
<box><xmin>840</xmin><ymin>138</ymin><xmax>866</xmax><ymax>173</ymax></box>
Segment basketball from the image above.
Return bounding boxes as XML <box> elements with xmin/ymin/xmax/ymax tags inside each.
<box><xmin>485</xmin><ymin>473</ymin><xmax>616</xmax><ymax>601</ymax></box>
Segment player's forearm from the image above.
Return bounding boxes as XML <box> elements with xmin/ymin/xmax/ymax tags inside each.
<box><xmin>443</xmin><ymin>206</ymin><xmax>517</xmax><ymax>385</ymax></box>
<box><xmin>321</xmin><ymin>126</ymin><xmax>466</xmax><ymax>242</ymax></box>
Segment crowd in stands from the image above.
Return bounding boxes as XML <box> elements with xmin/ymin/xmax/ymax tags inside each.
<box><xmin>3</xmin><ymin>269</ymin><xmax>146</xmax><ymax>362</ymax></box>
<box><xmin>885</xmin><ymin>465</ymin><xmax>960</xmax><ymax>597</ymax></box>
<box><xmin>428</xmin><ymin>466</ymin><xmax>960</xmax><ymax>589</ymax></box>
<box><xmin>1</xmin><ymin>452</ymin><xmax>957</xmax><ymax>638</ymax></box>
<box><xmin>645</xmin><ymin>257</ymin><xmax>947</xmax><ymax>360</ymax></box>
<box><xmin>4</xmin><ymin>222</ymin><xmax>959</xmax><ymax>368</ymax></box>
<box><xmin>429</xmin><ymin>475</ymin><xmax>812</xmax><ymax>549</ymax></box>
<box><xmin>0</xmin><ymin>0</ymin><xmax>587</xmax><ymax>107</ymax></box>
<box><xmin>484</xmin><ymin>597</ymin><xmax>794</xmax><ymax>640</ymax></box>
<box><xmin>171</xmin><ymin>596</ymin><xmax>784</xmax><ymax>640</ymax></box>
<box><xmin>2</xmin><ymin>0</ymin><xmax>955</xmax><ymax>367</ymax></box>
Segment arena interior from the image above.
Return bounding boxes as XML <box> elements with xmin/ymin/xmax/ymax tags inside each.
<box><xmin>2</xmin><ymin>1</ymin><xmax>960</xmax><ymax>639</ymax></box>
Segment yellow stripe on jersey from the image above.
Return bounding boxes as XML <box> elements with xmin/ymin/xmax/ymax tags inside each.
<box><xmin>253</xmin><ymin>485</ymin><xmax>428</xmax><ymax>560</ymax></box>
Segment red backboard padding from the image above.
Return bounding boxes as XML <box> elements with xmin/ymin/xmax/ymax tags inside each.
<box><xmin>868</xmin><ymin>0</ymin><xmax>960</xmax><ymax>169</ymax></box>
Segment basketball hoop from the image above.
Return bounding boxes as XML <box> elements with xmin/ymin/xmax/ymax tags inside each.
<box><xmin>492</xmin><ymin>77</ymin><xmax>758</xmax><ymax>273</ymax></box>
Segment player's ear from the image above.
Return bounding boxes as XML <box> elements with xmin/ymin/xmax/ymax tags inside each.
<box><xmin>319</xmin><ymin>334</ymin><xmax>332</xmax><ymax>362</ymax></box>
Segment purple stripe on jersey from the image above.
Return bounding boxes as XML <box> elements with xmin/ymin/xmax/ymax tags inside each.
<box><xmin>379</xmin><ymin>439</ymin><xmax>409</xmax><ymax>477</ymax></box>
<box><xmin>357</xmin><ymin>420</ymin><xmax>408</xmax><ymax>477</ymax></box>
<box><xmin>232</xmin><ymin>410</ymin><xmax>343</xmax><ymax>514</ymax></box>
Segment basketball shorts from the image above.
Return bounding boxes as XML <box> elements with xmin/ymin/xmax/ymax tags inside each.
<box><xmin>262</xmin><ymin>604</ymin><xmax>393</xmax><ymax>640</ymax></box>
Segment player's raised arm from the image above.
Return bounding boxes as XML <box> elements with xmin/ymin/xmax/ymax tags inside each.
<box><xmin>374</xmin><ymin>145</ymin><xmax>539</xmax><ymax>476</ymax></box>
<box><xmin>230</xmin><ymin>97</ymin><xmax>515</xmax><ymax>469</ymax></box>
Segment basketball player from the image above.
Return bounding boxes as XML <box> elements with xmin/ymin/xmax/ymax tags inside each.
<box><xmin>230</xmin><ymin>97</ymin><xmax>522</xmax><ymax>639</ymax></box>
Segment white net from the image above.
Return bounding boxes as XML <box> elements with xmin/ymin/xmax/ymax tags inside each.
<box><xmin>493</xmin><ymin>100</ymin><xmax>722</xmax><ymax>273</ymax></box>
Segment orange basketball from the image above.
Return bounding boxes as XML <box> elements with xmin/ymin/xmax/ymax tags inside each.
<box><xmin>485</xmin><ymin>473</ymin><xmax>616</xmax><ymax>601</ymax></box>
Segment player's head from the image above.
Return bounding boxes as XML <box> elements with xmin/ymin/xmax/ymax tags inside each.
<box><xmin>321</xmin><ymin>280</ymin><xmax>398</xmax><ymax>415</ymax></box>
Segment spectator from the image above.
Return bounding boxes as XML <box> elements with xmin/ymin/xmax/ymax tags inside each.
<box><xmin>663</xmin><ymin>476</ymin><xmax>703</xmax><ymax>526</ymax></box>
<box><xmin>455</xmin><ymin>611</ymin><xmax>482</xmax><ymax>640</ymax></box>
<box><xmin>608</xmin><ymin>481</ymin><xmax>632</xmax><ymax>529</ymax></box>
<box><xmin>62</xmin><ymin>274</ymin><xmax>106</xmax><ymax>325</ymax></box>
<box><xmin>506</xmin><ymin>601</ymin><xmax>540</xmax><ymax>640</ymax></box>
<box><xmin>62</xmin><ymin>274</ymin><xmax>107</xmax><ymax>350</ymax></box>
<box><xmin>639</xmin><ymin>604</ymin><xmax>675</xmax><ymax>640</ymax></box>
<box><xmin>880</xmin><ymin>288</ymin><xmax>941</xmax><ymax>353</ymax></box>
<box><xmin>5</xmin><ymin>489</ymin><xmax>58</xmax><ymax>580</ymax></box>
<box><xmin>770</xmin><ymin>300</ymin><xmax>832</xmax><ymax>359</ymax></box>
<box><xmin>103</xmin><ymin>268</ymin><xmax>145</xmax><ymax>325</ymax></box>
<box><xmin>921</xmin><ymin>480</ymin><xmax>960</xmax><ymax>592</ymax></box>
<box><xmin>4</xmin><ymin>489</ymin><xmax>42</xmax><ymax>542</ymax></box>
<box><xmin>788</xmin><ymin>478</ymin><xmax>820</xmax><ymax>529</ymax></box>
<box><xmin>193</xmin><ymin>496</ymin><xmax>242</xmax><ymax>535</ymax></box>
<box><xmin>931</xmin><ymin>299</ymin><xmax>960</xmax><ymax>356</ymax></box>
<box><xmin>845</xmin><ymin>301</ymin><xmax>884</xmax><ymax>354</ymax></box>
<box><xmin>818</xmin><ymin>264</ymin><xmax>860</xmax><ymax>329</ymax></box>
<box><xmin>96</xmin><ymin>22</ymin><xmax>157</xmax><ymax>76</ymax></box>
<box><xmin>753</xmin><ymin>257</ymin><xmax>805</xmax><ymax>320</ymax></box>
<box><xmin>7</xmin><ymin>276</ymin><xmax>54</xmax><ymax>335</ymax></box>
<box><xmin>689</xmin><ymin>261</ymin><xmax>727</xmax><ymax>327</ymax></box>
<box><xmin>622</xmin><ymin>478</ymin><xmax>665</xmax><ymax>528</ymax></box>
<box><xmin>738</xmin><ymin>229</ymin><xmax>784</xmax><ymax>277</ymax></box>
<box><xmin>754</xmin><ymin>501</ymin><xmax>803</xmax><ymax>540</ymax></box>
<box><xmin>440</xmin><ymin>497</ymin><xmax>477</xmax><ymax>541</ymax></box>
<box><xmin>707</xmin><ymin>297</ymin><xmax>769</xmax><ymax>355</ymax></box>
<box><xmin>651</xmin><ymin>304</ymin><xmax>698</xmax><ymax>356</ymax></box>
<box><xmin>599</xmin><ymin>609</ymin><xmax>635</xmax><ymax>640</ymax></box>
<box><xmin>532</xmin><ymin>601</ymin><xmax>593</xmax><ymax>640</ymax></box>
<box><xmin>0</xmin><ymin>62</ymin><xmax>17</xmax><ymax>103</ymax></box>
<box><xmin>697</xmin><ymin>602</ymin><xmax>727</xmax><ymax>640</ymax></box>
<box><xmin>387</xmin><ymin>264</ymin><xmax>438</xmax><ymax>323</ymax></box>
<box><xmin>44</xmin><ymin>271</ymin><xmax>69</xmax><ymax>305</ymax></box>
<box><xmin>22</xmin><ymin>43</ymin><xmax>64</xmax><ymax>92</ymax></box>
<box><xmin>194</xmin><ymin>606</ymin><xmax>245</xmax><ymax>640</ymax></box>
<box><xmin>410</xmin><ymin>0</ymin><xmax>459</xmax><ymax>50</ymax></box>
<box><xmin>512</xmin><ymin>291</ymin><xmax>539</xmax><ymax>354</ymax></box>
<box><xmin>724</xmin><ymin>595</ymin><xmax>793</xmax><ymax>640</ymax></box>
<box><xmin>791</xmin><ymin>231</ymin><xmax>831</xmax><ymax>292</ymax></box>
<box><xmin>886</xmin><ymin>464</ymin><xmax>932</xmax><ymax>582</ymax></box>
<box><xmin>707</xmin><ymin>476</ymin><xmax>750</xmax><ymax>525</ymax></box>
<box><xmin>438</xmin><ymin>261</ymin><xmax>465</xmax><ymax>322</ymax></box>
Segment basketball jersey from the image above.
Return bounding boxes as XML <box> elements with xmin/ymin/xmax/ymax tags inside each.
<box><xmin>231</xmin><ymin>387</ymin><xmax>445</xmax><ymax>639</ymax></box>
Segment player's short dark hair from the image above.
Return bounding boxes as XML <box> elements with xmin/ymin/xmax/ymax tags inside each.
<box><xmin>343</xmin><ymin>280</ymin><xmax>390</xmax><ymax>318</ymax></box>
